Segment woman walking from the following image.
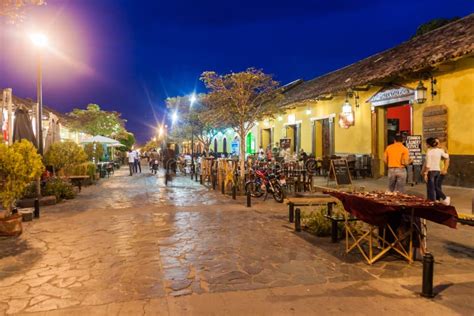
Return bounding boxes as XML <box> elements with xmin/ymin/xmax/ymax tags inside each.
<box><xmin>422</xmin><ymin>137</ymin><xmax>450</xmax><ymax>205</ymax></box>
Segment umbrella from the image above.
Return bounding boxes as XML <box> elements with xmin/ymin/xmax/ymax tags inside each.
<box><xmin>81</xmin><ymin>135</ymin><xmax>119</xmax><ymax>144</ymax></box>
<box><xmin>107</xmin><ymin>143</ymin><xmax>125</xmax><ymax>148</ymax></box>
<box><xmin>12</xmin><ymin>107</ymin><xmax>37</xmax><ymax>147</ymax></box>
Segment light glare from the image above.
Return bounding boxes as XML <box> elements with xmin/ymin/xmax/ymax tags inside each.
<box><xmin>30</xmin><ymin>33</ymin><xmax>49</xmax><ymax>47</ymax></box>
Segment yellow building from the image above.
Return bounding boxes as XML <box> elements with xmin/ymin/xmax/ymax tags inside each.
<box><xmin>248</xmin><ymin>14</ymin><xmax>474</xmax><ymax>187</ymax></box>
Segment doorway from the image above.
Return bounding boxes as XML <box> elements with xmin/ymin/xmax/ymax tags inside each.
<box><xmin>261</xmin><ymin>128</ymin><xmax>272</xmax><ymax>150</ymax></box>
<box><xmin>386</xmin><ymin>104</ymin><xmax>412</xmax><ymax>145</ymax></box>
<box><xmin>312</xmin><ymin>117</ymin><xmax>334</xmax><ymax>158</ymax></box>
<box><xmin>374</xmin><ymin>103</ymin><xmax>413</xmax><ymax>176</ymax></box>
<box><xmin>285</xmin><ymin>124</ymin><xmax>300</xmax><ymax>154</ymax></box>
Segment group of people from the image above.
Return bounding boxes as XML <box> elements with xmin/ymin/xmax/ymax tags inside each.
<box><xmin>127</xmin><ymin>149</ymin><xmax>142</xmax><ymax>176</ymax></box>
<box><xmin>384</xmin><ymin>134</ymin><xmax>450</xmax><ymax>205</ymax></box>
<box><xmin>257</xmin><ymin>143</ymin><xmax>308</xmax><ymax>162</ymax></box>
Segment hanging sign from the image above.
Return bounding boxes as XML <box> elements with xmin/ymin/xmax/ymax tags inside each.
<box><xmin>405</xmin><ymin>135</ymin><xmax>422</xmax><ymax>166</ymax></box>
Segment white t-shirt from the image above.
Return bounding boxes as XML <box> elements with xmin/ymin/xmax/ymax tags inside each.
<box><xmin>127</xmin><ymin>152</ymin><xmax>135</xmax><ymax>163</ymax></box>
<box><xmin>425</xmin><ymin>148</ymin><xmax>449</xmax><ymax>171</ymax></box>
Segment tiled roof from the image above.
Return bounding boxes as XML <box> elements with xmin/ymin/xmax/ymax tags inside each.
<box><xmin>282</xmin><ymin>14</ymin><xmax>474</xmax><ymax>105</ymax></box>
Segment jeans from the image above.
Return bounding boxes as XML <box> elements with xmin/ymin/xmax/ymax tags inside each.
<box><xmin>128</xmin><ymin>162</ymin><xmax>134</xmax><ymax>176</ymax></box>
<box><xmin>388</xmin><ymin>168</ymin><xmax>407</xmax><ymax>193</ymax></box>
<box><xmin>427</xmin><ymin>171</ymin><xmax>446</xmax><ymax>201</ymax></box>
<box><xmin>437</xmin><ymin>174</ymin><xmax>446</xmax><ymax>200</ymax></box>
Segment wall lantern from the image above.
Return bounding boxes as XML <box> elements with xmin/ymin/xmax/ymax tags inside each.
<box><xmin>263</xmin><ymin>119</ymin><xmax>270</xmax><ymax>127</ymax></box>
<box><xmin>288</xmin><ymin>114</ymin><xmax>296</xmax><ymax>124</ymax></box>
<box><xmin>338</xmin><ymin>99</ymin><xmax>354</xmax><ymax>128</ymax></box>
<box><xmin>415</xmin><ymin>80</ymin><xmax>427</xmax><ymax>104</ymax></box>
<box><xmin>305</xmin><ymin>107</ymin><xmax>312</xmax><ymax>115</ymax></box>
<box><xmin>277</xmin><ymin>116</ymin><xmax>283</xmax><ymax>121</ymax></box>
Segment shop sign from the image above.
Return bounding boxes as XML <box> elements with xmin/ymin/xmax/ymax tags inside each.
<box><xmin>368</xmin><ymin>86</ymin><xmax>414</xmax><ymax>107</ymax></box>
<box><xmin>406</xmin><ymin>135</ymin><xmax>422</xmax><ymax>166</ymax></box>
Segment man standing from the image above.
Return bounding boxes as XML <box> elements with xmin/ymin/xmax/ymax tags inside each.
<box><xmin>384</xmin><ymin>134</ymin><xmax>411</xmax><ymax>193</ymax></box>
<box><xmin>127</xmin><ymin>150</ymin><xmax>135</xmax><ymax>176</ymax></box>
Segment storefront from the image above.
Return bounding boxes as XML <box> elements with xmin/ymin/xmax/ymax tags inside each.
<box><xmin>254</xmin><ymin>15</ymin><xmax>474</xmax><ymax>187</ymax></box>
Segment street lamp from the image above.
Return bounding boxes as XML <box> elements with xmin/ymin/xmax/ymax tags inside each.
<box><xmin>30</xmin><ymin>32</ymin><xmax>48</xmax><ymax>155</ymax></box>
<box><xmin>189</xmin><ymin>93</ymin><xmax>196</xmax><ymax>176</ymax></box>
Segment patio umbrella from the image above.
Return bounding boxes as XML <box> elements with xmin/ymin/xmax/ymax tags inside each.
<box><xmin>81</xmin><ymin>135</ymin><xmax>119</xmax><ymax>144</ymax></box>
<box><xmin>12</xmin><ymin>107</ymin><xmax>37</xmax><ymax>147</ymax></box>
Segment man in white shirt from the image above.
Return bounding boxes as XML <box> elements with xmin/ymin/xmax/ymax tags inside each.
<box><xmin>127</xmin><ymin>150</ymin><xmax>135</xmax><ymax>176</ymax></box>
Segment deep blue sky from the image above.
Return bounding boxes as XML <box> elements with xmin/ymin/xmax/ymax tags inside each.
<box><xmin>1</xmin><ymin>0</ymin><xmax>473</xmax><ymax>142</ymax></box>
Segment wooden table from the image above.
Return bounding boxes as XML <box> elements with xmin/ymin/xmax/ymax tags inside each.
<box><xmin>327</xmin><ymin>191</ymin><xmax>458</xmax><ymax>265</ymax></box>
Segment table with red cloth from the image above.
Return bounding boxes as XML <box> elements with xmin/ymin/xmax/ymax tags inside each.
<box><xmin>326</xmin><ymin>191</ymin><xmax>458</xmax><ymax>264</ymax></box>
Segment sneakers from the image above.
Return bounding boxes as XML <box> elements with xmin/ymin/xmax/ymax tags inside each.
<box><xmin>441</xmin><ymin>196</ymin><xmax>451</xmax><ymax>206</ymax></box>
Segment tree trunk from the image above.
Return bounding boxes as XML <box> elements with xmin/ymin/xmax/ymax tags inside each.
<box><xmin>239</xmin><ymin>131</ymin><xmax>246</xmax><ymax>189</ymax></box>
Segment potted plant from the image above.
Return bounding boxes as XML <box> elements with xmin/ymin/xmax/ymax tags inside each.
<box><xmin>44</xmin><ymin>140</ymin><xmax>87</xmax><ymax>176</ymax></box>
<box><xmin>0</xmin><ymin>140</ymin><xmax>44</xmax><ymax>236</ymax></box>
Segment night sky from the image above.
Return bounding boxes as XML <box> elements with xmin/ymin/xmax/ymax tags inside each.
<box><xmin>1</xmin><ymin>0</ymin><xmax>473</xmax><ymax>142</ymax></box>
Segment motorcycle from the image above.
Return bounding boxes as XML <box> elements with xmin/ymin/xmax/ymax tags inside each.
<box><xmin>245</xmin><ymin>168</ymin><xmax>285</xmax><ymax>203</ymax></box>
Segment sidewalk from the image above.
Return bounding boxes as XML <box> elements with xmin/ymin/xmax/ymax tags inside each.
<box><xmin>313</xmin><ymin>176</ymin><xmax>473</xmax><ymax>215</ymax></box>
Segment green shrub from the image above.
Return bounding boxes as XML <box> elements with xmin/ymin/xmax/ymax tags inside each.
<box><xmin>0</xmin><ymin>140</ymin><xmax>44</xmax><ymax>214</ymax></box>
<box><xmin>22</xmin><ymin>182</ymin><xmax>38</xmax><ymax>199</ymax></box>
<box><xmin>44</xmin><ymin>141</ymin><xmax>87</xmax><ymax>176</ymax></box>
<box><xmin>69</xmin><ymin>162</ymin><xmax>97</xmax><ymax>180</ymax></box>
<box><xmin>42</xmin><ymin>178</ymin><xmax>76</xmax><ymax>201</ymax></box>
<box><xmin>302</xmin><ymin>204</ymin><xmax>363</xmax><ymax>237</ymax></box>
<box><xmin>84</xmin><ymin>142</ymin><xmax>104</xmax><ymax>162</ymax></box>
<box><xmin>301</xmin><ymin>204</ymin><xmax>344</xmax><ymax>236</ymax></box>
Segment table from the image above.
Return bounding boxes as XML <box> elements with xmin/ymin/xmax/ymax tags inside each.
<box><xmin>327</xmin><ymin>191</ymin><xmax>458</xmax><ymax>264</ymax></box>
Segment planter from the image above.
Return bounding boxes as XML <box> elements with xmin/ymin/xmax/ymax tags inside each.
<box><xmin>0</xmin><ymin>214</ymin><xmax>23</xmax><ymax>236</ymax></box>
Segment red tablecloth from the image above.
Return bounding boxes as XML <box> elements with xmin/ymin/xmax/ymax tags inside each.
<box><xmin>327</xmin><ymin>191</ymin><xmax>458</xmax><ymax>228</ymax></box>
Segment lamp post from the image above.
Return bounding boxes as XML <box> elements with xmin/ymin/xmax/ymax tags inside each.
<box><xmin>189</xmin><ymin>94</ymin><xmax>196</xmax><ymax>176</ymax></box>
<box><xmin>30</xmin><ymin>33</ymin><xmax>48</xmax><ymax>155</ymax></box>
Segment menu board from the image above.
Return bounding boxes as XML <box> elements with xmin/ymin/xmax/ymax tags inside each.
<box><xmin>405</xmin><ymin>135</ymin><xmax>422</xmax><ymax>166</ymax></box>
<box><xmin>330</xmin><ymin>159</ymin><xmax>352</xmax><ymax>186</ymax></box>
<box><xmin>280</xmin><ymin>138</ymin><xmax>291</xmax><ymax>149</ymax></box>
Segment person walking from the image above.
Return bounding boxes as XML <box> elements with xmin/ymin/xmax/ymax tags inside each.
<box><xmin>435</xmin><ymin>137</ymin><xmax>450</xmax><ymax>202</ymax></box>
<box><xmin>422</xmin><ymin>137</ymin><xmax>450</xmax><ymax>205</ymax></box>
<box><xmin>127</xmin><ymin>150</ymin><xmax>135</xmax><ymax>176</ymax></box>
<box><xmin>383</xmin><ymin>134</ymin><xmax>411</xmax><ymax>193</ymax></box>
<box><xmin>135</xmin><ymin>150</ymin><xmax>142</xmax><ymax>173</ymax></box>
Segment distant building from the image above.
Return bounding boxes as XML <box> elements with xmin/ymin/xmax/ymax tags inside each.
<box><xmin>0</xmin><ymin>89</ymin><xmax>91</xmax><ymax>149</ymax></box>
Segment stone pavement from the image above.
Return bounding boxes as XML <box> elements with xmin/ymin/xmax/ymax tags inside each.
<box><xmin>0</xmin><ymin>167</ymin><xmax>473</xmax><ymax>315</ymax></box>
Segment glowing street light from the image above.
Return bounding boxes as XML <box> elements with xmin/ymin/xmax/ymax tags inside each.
<box><xmin>189</xmin><ymin>93</ymin><xmax>197</xmax><ymax>106</ymax></box>
<box><xmin>171</xmin><ymin>111</ymin><xmax>178</xmax><ymax>123</ymax></box>
<box><xmin>158</xmin><ymin>125</ymin><xmax>164</xmax><ymax>138</ymax></box>
<box><xmin>30</xmin><ymin>33</ymin><xmax>48</xmax><ymax>47</ymax></box>
<box><xmin>30</xmin><ymin>32</ymin><xmax>49</xmax><ymax>155</ymax></box>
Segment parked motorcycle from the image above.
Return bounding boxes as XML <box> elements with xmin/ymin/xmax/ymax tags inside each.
<box><xmin>245</xmin><ymin>168</ymin><xmax>285</xmax><ymax>203</ymax></box>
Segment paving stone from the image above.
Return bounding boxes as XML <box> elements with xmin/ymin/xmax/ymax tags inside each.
<box><xmin>6</xmin><ymin>298</ymin><xmax>29</xmax><ymax>314</ymax></box>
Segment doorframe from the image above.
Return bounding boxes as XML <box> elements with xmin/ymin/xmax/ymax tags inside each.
<box><xmin>311</xmin><ymin>114</ymin><xmax>336</xmax><ymax>157</ymax></box>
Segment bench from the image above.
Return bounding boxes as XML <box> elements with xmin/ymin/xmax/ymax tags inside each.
<box><xmin>286</xmin><ymin>194</ymin><xmax>339</xmax><ymax>223</ymax></box>
<box><xmin>286</xmin><ymin>194</ymin><xmax>359</xmax><ymax>242</ymax></box>
<box><xmin>61</xmin><ymin>175</ymin><xmax>90</xmax><ymax>192</ymax></box>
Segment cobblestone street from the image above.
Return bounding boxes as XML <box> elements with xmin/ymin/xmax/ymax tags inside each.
<box><xmin>0</xmin><ymin>168</ymin><xmax>473</xmax><ymax>315</ymax></box>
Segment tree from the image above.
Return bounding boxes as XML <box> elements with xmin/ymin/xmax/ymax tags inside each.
<box><xmin>142</xmin><ymin>139</ymin><xmax>161</xmax><ymax>153</ymax></box>
<box><xmin>44</xmin><ymin>141</ymin><xmax>87</xmax><ymax>175</ymax></box>
<box><xmin>200</xmin><ymin>68</ymin><xmax>284</xmax><ymax>183</ymax></box>
<box><xmin>67</xmin><ymin>104</ymin><xmax>125</xmax><ymax>138</ymax></box>
<box><xmin>166</xmin><ymin>95</ymin><xmax>226</xmax><ymax>155</ymax></box>
<box><xmin>114</xmin><ymin>130</ymin><xmax>136</xmax><ymax>151</ymax></box>
<box><xmin>0</xmin><ymin>0</ymin><xmax>45</xmax><ymax>23</ymax></box>
<box><xmin>413</xmin><ymin>17</ymin><xmax>459</xmax><ymax>37</ymax></box>
<box><xmin>0</xmin><ymin>140</ymin><xmax>44</xmax><ymax>215</ymax></box>
<box><xmin>83</xmin><ymin>142</ymin><xmax>105</xmax><ymax>162</ymax></box>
